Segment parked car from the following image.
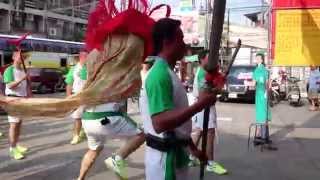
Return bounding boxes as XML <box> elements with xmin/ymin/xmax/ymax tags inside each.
<box><xmin>0</xmin><ymin>73</ymin><xmax>4</xmax><ymax>95</ymax></box>
<box><xmin>220</xmin><ymin>65</ymin><xmax>256</xmax><ymax>102</ymax></box>
<box><xmin>28</xmin><ymin>68</ymin><xmax>66</xmax><ymax>94</ymax></box>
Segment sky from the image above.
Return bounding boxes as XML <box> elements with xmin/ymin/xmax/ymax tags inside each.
<box><xmin>149</xmin><ymin>0</ymin><xmax>266</xmax><ymax>24</ymax></box>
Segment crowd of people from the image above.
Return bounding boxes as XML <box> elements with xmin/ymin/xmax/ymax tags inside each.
<box><xmin>0</xmin><ymin>17</ymin><xmax>280</xmax><ymax>180</ymax></box>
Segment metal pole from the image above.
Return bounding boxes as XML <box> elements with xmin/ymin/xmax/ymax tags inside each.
<box><xmin>200</xmin><ymin>1</ymin><xmax>227</xmax><ymax>180</ymax></box>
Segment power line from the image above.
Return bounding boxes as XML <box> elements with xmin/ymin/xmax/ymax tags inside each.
<box><xmin>227</xmin><ymin>5</ymin><xmax>269</xmax><ymax>10</ymax></box>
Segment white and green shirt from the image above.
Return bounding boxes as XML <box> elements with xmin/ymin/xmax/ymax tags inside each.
<box><xmin>140</xmin><ymin>57</ymin><xmax>191</xmax><ymax>180</ymax></box>
<box><xmin>192</xmin><ymin>66</ymin><xmax>217</xmax><ymax>123</ymax></box>
<box><xmin>65</xmin><ymin>63</ymin><xmax>87</xmax><ymax>93</ymax></box>
<box><xmin>140</xmin><ymin>57</ymin><xmax>191</xmax><ymax>139</ymax></box>
<box><xmin>3</xmin><ymin>65</ymin><xmax>28</xmax><ymax>97</ymax></box>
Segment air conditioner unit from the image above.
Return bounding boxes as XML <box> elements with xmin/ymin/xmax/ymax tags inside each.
<box><xmin>49</xmin><ymin>28</ymin><xmax>57</xmax><ymax>36</ymax></box>
<box><xmin>26</xmin><ymin>14</ymin><xmax>34</xmax><ymax>21</ymax></box>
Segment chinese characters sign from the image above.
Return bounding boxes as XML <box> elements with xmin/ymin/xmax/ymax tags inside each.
<box><xmin>274</xmin><ymin>9</ymin><xmax>320</xmax><ymax>65</ymax></box>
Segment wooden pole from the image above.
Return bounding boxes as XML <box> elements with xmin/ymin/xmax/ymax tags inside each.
<box><xmin>206</xmin><ymin>0</ymin><xmax>227</xmax><ymax>72</ymax></box>
<box><xmin>200</xmin><ymin>0</ymin><xmax>227</xmax><ymax>180</ymax></box>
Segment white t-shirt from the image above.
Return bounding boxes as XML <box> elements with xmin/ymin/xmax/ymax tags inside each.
<box><xmin>192</xmin><ymin>67</ymin><xmax>216</xmax><ymax>124</ymax></box>
<box><xmin>5</xmin><ymin>66</ymin><xmax>27</xmax><ymax>97</ymax></box>
<box><xmin>72</xmin><ymin>63</ymin><xmax>87</xmax><ymax>93</ymax></box>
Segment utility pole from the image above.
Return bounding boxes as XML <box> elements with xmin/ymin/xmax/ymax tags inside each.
<box><xmin>227</xmin><ymin>8</ymin><xmax>230</xmax><ymax>60</ymax></box>
<box><xmin>261</xmin><ymin>0</ymin><xmax>265</xmax><ymax>26</ymax></box>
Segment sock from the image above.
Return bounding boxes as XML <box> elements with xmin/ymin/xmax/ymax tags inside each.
<box><xmin>208</xmin><ymin>160</ymin><xmax>215</xmax><ymax>166</ymax></box>
<box><xmin>9</xmin><ymin>146</ymin><xmax>16</xmax><ymax>151</ymax></box>
<box><xmin>189</xmin><ymin>155</ymin><xmax>195</xmax><ymax>160</ymax></box>
<box><xmin>115</xmin><ymin>154</ymin><xmax>123</xmax><ymax>161</ymax></box>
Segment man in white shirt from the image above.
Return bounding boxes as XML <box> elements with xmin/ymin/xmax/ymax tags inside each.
<box><xmin>65</xmin><ymin>51</ymin><xmax>88</xmax><ymax>145</ymax></box>
<box><xmin>3</xmin><ymin>50</ymin><xmax>32</xmax><ymax>160</ymax></box>
<box><xmin>140</xmin><ymin>18</ymin><xmax>214</xmax><ymax>180</ymax></box>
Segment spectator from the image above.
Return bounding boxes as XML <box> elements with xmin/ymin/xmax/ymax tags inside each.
<box><xmin>308</xmin><ymin>65</ymin><xmax>320</xmax><ymax>111</ymax></box>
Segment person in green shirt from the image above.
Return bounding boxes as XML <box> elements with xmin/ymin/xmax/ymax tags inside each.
<box><xmin>140</xmin><ymin>18</ymin><xmax>216</xmax><ymax>180</ymax></box>
<box><xmin>65</xmin><ymin>51</ymin><xmax>88</xmax><ymax>145</ymax></box>
<box><xmin>3</xmin><ymin>50</ymin><xmax>32</xmax><ymax>160</ymax></box>
<box><xmin>252</xmin><ymin>53</ymin><xmax>277</xmax><ymax>150</ymax></box>
<box><xmin>189</xmin><ymin>50</ymin><xmax>227</xmax><ymax>175</ymax></box>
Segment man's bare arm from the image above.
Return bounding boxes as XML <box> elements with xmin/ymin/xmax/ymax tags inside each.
<box><xmin>151</xmin><ymin>92</ymin><xmax>216</xmax><ymax>134</ymax></box>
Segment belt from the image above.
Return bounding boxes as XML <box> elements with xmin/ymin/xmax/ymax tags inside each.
<box><xmin>145</xmin><ymin>133</ymin><xmax>191</xmax><ymax>152</ymax></box>
<box><xmin>82</xmin><ymin>111</ymin><xmax>138</xmax><ymax>127</ymax></box>
<box><xmin>82</xmin><ymin>111</ymin><xmax>123</xmax><ymax>120</ymax></box>
<box><xmin>7</xmin><ymin>94</ymin><xmax>23</xmax><ymax>97</ymax></box>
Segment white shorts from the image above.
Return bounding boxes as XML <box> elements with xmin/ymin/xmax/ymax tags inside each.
<box><xmin>71</xmin><ymin>106</ymin><xmax>84</xmax><ymax>119</ymax></box>
<box><xmin>8</xmin><ymin>116</ymin><xmax>21</xmax><ymax>123</ymax></box>
<box><xmin>145</xmin><ymin>146</ymin><xmax>191</xmax><ymax>180</ymax></box>
<box><xmin>192</xmin><ymin>106</ymin><xmax>217</xmax><ymax>130</ymax></box>
<box><xmin>82</xmin><ymin>115</ymin><xmax>142</xmax><ymax>150</ymax></box>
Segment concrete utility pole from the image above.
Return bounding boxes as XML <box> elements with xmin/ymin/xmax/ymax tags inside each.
<box><xmin>261</xmin><ymin>0</ymin><xmax>265</xmax><ymax>26</ymax></box>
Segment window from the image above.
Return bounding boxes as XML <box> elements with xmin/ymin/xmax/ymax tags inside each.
<box><xmin>60</xmin><ymin>58</ymin><xmax>67</xmax><ymax>67</ymax></box>
<box><xmin>228</xmin><ymin>66</ymin><xmax>255</xmax><ymax>85</ymax></box>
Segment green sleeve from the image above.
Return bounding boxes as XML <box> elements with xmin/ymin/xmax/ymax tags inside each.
<box><xmin>197</xmin><ymin>67</ymin><xmax>206</xmax><ymax>91</ymax></box>
<box><xmin>146</xmin><ymin>62</ymin><xmax>174</xmax><ymax>116</ymax></box>
<box><xmin>65</xmin><ymin>67</ymin><xmax>74</xmax><ymax>85</ymax></box>
<box><xmin>3</xmin><ymin>66</ymin><xmax>14</xmax><ymax>84</ymax></box>
<box><xmin>80</xmin><ymin>66</ymin><xmax>87</xmax><ymax>80</ymax></box>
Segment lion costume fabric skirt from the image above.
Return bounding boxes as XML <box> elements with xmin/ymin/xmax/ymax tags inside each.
<box><xmin>0</xmin><ymin>34</ymin><xmax>143</xmax><ymax>118</ymax></box>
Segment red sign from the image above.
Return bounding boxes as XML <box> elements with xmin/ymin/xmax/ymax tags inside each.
<box><xmin>273</xmin><ymin>0</ymin><xmax>320</xmax><ymax>9</ymax></box>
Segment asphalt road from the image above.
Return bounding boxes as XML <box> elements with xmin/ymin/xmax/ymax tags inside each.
<box><xmin>0</xmin><ymin>93</ymin><xmax>320</xmax><ymax>180</ymax></box>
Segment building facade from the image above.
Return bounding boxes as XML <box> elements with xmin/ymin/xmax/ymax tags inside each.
<box><xmin>0</xmin><ymin>0</ymin><xmax>95</xmax><ymax>41</ymax></box>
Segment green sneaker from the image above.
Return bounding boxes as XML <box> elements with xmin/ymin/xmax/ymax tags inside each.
<box><xmin>104</xmin><ymin>155</ymin><xmax>128</xmax><ymax>179</ymax></box>
<box><xmin>70</xmin><ymin>135</ymin><xmax>84</xmax><ymax>145</ymax></box>
<box><xmin>16</xmin><ymin>145</ymin><xmax>28</xmax><ymax>154</ymax></box>
<box><xmin>206</xmin><ymin>162</ymin><xmax>228</xmax><ymax>175</ymax></box>
<box><xmin>10</xmin><ymin>147</ymin><xmax>25</xmax><ymax>160</ymax></box>
<box><xmin>79</xmin><ymin>129</ymin><xmax>86</xmax><ymax>140</ymax></box>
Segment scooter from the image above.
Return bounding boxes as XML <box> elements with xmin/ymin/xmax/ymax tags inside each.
<box><xmin>287</xmin><ymin>78</ymin><xmax>301</xmax><ymax>106</ymax></box>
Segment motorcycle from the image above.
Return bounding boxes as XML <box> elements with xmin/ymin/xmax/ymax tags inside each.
<box><xmin>287</xmin><ymin>77</ymin><xmax>301</xmax><ymax>106</ymax></box>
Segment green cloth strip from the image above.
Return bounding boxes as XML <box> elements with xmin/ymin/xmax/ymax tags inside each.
<box><xmin>165</xmin><ymin>146</ymin><xmax>189</xmax><ymax>180</ymax></box>
<box><xmin>82</xmin><ymin>110</ymin><xmax>139</xmax><ymax>130</ymax></box>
